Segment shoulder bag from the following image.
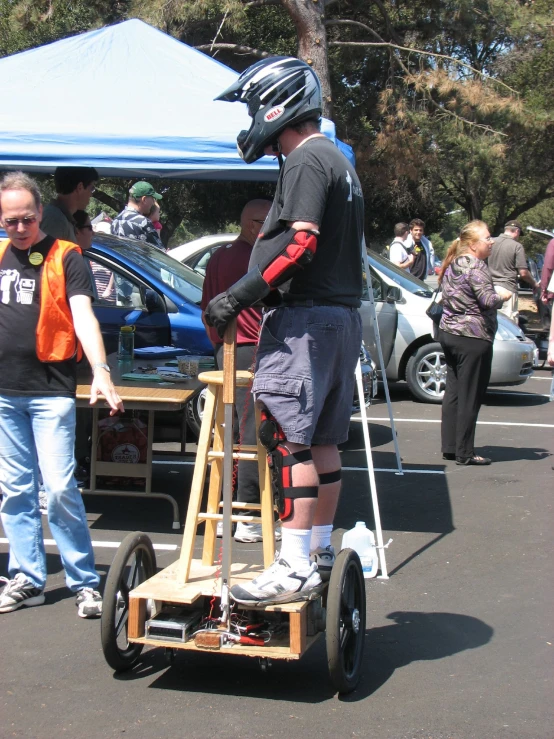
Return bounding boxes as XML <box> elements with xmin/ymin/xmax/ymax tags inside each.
<box><xmin>425</xmin><ymin>286</ymin><xmax>443</xmax><ymax>326</ymax></box>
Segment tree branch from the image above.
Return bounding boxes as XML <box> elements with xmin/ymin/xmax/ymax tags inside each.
<box><xmin>430</xmin><ymin>102</ymin><xmax>508</xmax><ymax>136</ymax></box>
<box><xmin>210</xmin><ymin>8</ymin><xmax>229</xmax><ymax>52</ymax></box>
<box><xmin>243</xmin><ymin>0</ymin><xmax>281</xmax><ymax>7</ymax></box>
<box><xmin>195</xmin><ymin>43</ymin><xmax>273</xmax><ymax>59</ymax></box>
<box><xmin>437</xmin><ymin>175</ymin><xmax>468</xmax><ymax>205</ymax></box>
<box><xmin>368</xmin><ymin>0</ymin><xmax>403</xmax><ymax>44</ymax></box>
<box><xmin>93</xmin><ymin>189</ymin><xmax>124</xmax><ymax>214</ymax></box>
<box><xmin>379</xmin><ymin>40</ymin><xmax>509</xmax><ymax>137</ymax></box>
<box><xmin>505</xmin><ymin>185</ymin><xmax>554</xmax><ymax>222</ymax></box>
<box><xmin>328</xmin><ymin>40</ymin><xmax>519</xmax><ymax>94</ymax></box>
<box><xmin>325</xmin><ymin>19</ymin><xmax>383</xmax><ymax>43</ymax></box>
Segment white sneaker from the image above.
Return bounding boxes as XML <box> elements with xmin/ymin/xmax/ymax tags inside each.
<box><xmin>234</xmin><ymin>521</ymin><xmax>263</xmax><ymax>542</ymax></box>
<box><xmin>0</xmin><ymin>573</ymin><xmax>45</xmax><ymax>613</ymax></box>
<box><xmin>230</xmin><ymin>558</ymin><xmax>321</xmax><ymax>605</ymax></box>
<box><xmin>75</xmin><ymin>588</ymin><xmax>102</xmax><ymax>618</ymax></box>
<box><xmin>234</xmin><ymin>521</ymin><xmax>283</xmax><ymax>543</ymax></box>
<box><xmin>310</xmin><ymin>545</ymin><xmax>336</xmax><ymax>581</ymax></box>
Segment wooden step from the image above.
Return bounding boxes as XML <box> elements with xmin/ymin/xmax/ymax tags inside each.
<box><xmin>208</xmin><ymin>451</ymin><xmax>258</xmax><ymax>461</ymax></box>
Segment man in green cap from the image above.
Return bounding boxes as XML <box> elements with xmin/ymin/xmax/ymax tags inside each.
<box><xmin>111</xmin><ymin>181</ymin><xmax>164</xmax><ymax>250</ymax></box>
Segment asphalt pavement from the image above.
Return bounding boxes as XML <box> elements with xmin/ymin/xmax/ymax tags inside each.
<box><xmin>1</xmin><ymin>369</ymin><xmax>552</xmax><ymax>739</ymax></box>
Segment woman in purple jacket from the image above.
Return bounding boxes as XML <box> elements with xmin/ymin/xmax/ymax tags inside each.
<box><xmin>438</xmin><ymin>221</ymin><xmax>512</xmax><ymax>465</ymax></box>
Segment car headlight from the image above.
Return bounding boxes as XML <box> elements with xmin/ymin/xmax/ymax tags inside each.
<box><xmin>495</xmin><ymin>315</ymin><xmax>524</xmax><ymax>341</ymax></box>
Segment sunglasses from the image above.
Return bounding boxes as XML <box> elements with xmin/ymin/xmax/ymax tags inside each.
<box><xmin>78</xmin><ymin>224</ymin><xmax>93</xmax><ymax>231</ymax></box>
<box><xmin>3</xmin><ymin>216</ymin><xmax>37</xmax><ymax>227</ymax></box>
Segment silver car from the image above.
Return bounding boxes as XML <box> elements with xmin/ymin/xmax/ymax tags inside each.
<box><xmin>168</xmin><ymin>237</ymin><xmax>537</xmax><ymax>403</ymax></box>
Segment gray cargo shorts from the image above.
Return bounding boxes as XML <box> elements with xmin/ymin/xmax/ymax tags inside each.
<box><xmin>252</xmin><ymin>304</ymin><xmax>362</xmax><ymax>446</ymax></box>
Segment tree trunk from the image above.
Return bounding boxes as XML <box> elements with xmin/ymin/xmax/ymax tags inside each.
<box><xmin>281</xmin><ymin>0</ymin><xmax>333</xmax><ymax>119</ymax></box>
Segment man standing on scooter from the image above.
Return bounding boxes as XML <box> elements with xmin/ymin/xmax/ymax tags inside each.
<box><xmin>205</xmin><ymin>57</ymin><xmax>364</xmax><ymax>605</ymax></box>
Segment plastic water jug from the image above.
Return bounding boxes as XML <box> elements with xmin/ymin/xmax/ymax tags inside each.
<box><xmin>341</xmin><ymin>521</ymin><xmax>378</xmax><ymax>578</ymax></box>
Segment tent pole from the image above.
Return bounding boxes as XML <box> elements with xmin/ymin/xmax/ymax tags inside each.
<box><xmin>361</xmin><ymin>237</ymin><xmax>404</xmax><ymax>476</ymax></box>
<box><xmin>355</xmin><ymin>359</ymin><xmax>389</xmax><ymax>579</ymax></box>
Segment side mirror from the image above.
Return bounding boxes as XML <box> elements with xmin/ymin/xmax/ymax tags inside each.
<box><xmin>386</xmin><ymin>285</ymin><xmax>402</xmax><ymax>303</ymax></box>
<box><xmin>145</xmin><ymin>288</ymin><xmax>165</xmax><ymax>313</ymax></box>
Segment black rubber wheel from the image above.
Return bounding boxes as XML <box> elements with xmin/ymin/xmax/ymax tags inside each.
<box><xmin>185</xmin><ymin>386</ymin><xmax>206</xmax><ymax>439</ymax></box>
<box><xmin>326</xmin><ymin>548</ymin><xmax>366</xmax><ymax>694</ymax></box>
<box><xmin>405</xmin><ymin>342</ymin><xmax>446</xmax><ymax>403</ymax></box>
<box><xmin>101</xmin><ymin>532</ymin><xmax>156</xmax><ymax>671</ymax></box>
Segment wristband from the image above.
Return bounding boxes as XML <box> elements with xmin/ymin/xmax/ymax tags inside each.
<box><xmin>92</xmin><ymin>362</ymin><xmax>111</xmax><ymax>373</ymax></box>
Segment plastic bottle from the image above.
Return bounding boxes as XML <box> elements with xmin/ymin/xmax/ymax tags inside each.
<box><xmin>117</xmin><ymin>325</ymin><xmax>135</xmax><ymax>360</ymax></box>
<box><xmin>341</xmin><ymin>521</ymin><xmax>378</xmax><ymax>578</ymax></box>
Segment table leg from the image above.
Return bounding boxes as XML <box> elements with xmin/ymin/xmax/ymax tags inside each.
<box><xmin>89</xmin><ymin>407</ymin><xmax>99</xmax><ymax>492</ymax></box>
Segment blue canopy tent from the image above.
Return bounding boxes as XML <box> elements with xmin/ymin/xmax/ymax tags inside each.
<box><xmin>0</xmin><ymin>19</ymin><xmax>353</xmax><ymax>181</ymax></box>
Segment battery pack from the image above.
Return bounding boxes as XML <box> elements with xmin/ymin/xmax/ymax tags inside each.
<box><xmin>145</xmin><ymin>608</ymin><xmax>202</xmax><ymax>643</ymax></box>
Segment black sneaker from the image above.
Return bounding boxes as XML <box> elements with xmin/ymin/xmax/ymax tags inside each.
<box><xmin>75</xmin><ymin>588</ymin><xmax>103</xmax><ymax>618</ymax></box>
<box><xmin>0</xmin><ymin>573</ymin><xmax>45</xmax><ymax>613</ymax></box>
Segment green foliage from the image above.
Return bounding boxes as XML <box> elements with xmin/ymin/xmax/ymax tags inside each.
<box><xmin>0</xmin><ymin>1</ymin><xmax>129</xmax><ymax>57</ymax></box>
<box><xmin>1</xmin><ymin>0</ymin><xmax>553</xmax><ymax>245</ymax></box>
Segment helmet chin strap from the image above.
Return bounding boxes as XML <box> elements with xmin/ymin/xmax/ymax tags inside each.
<box><xmin>271</xmin><ymin>140</ymin><xmax>284</xmax><ymax>170</ymax></box>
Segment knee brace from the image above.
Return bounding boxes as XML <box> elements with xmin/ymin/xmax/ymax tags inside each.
<box><xmin>258</xmin><ymin>409</ymin><xmax>318</xmax><ymax>522</ymax></box>
<box><xmin>318</xmin><ymin>469</ymin><xmax>342</xmax><ymax>485</ymax></box>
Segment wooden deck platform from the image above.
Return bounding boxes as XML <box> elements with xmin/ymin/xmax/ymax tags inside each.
<box><xmin>127</xmin><ymin>559</ymin><xmax>326</xmax><ymax>660</ymax></box>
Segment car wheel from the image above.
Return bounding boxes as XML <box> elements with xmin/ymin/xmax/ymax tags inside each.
<box><xmin>405</xmin><ymin>342</ymin><xmax>446</xmax><ymax>403</ymax></box>
<box><xmin>185</xmin><ymin>386</ymin><xmax>207</xmax><ymax>439</ymax></box>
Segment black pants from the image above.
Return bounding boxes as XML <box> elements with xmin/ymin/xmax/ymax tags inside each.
<box><xmin>215</xmin><ymin>343</ymin><xmax>259</xmax><ymax>508</ymax></box>
<box><xmin>438</xmin><ymin>330</ymin><xmax>493</xmax><ymax>459</ymax></box>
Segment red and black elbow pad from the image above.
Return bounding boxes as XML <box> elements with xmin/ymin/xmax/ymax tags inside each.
<box><xmin>260</xmin><ymin>229</ymin><xmax>318</xmax><ymax>288</ymax></box>
<box><xmin>221</xmin><ymin>227</ymin><xmax>319</xmax><ymax>315</ymax></box>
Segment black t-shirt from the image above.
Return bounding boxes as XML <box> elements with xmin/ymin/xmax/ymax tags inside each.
<box><xmin>410</xmin><ymin>241</ymin><xmax>427</xmax><ymax>280</ymax></box>
<box><xmin>249</xmin><ymin>136</ymin><xmax>364</xmax><ymax>307</ymax></box>
<box><xmin>0</xmin><ymin>236</ymin><xmax>93</xmax><ymax>397</ymax></box>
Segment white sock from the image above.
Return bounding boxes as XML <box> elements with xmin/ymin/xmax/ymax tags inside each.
<box><xmin>310</xmin><ymin>524</ymin><xmax>333</xmax><ymax>551</ymax></box>
<box><xmin>279</xmin><ymin>528</ymin><xmax>312</xmax><ymax>572</ymax></box>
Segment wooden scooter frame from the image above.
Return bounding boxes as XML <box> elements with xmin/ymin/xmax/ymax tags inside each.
<box><xmin>102</xmin><ymin>320</ymin><xmax>366</xmax><ymax>692</ymax></box>
<box><xmin>123</xmin><ymin>320</ymin><xmax>326</xmax><ymax>661</ymax></box>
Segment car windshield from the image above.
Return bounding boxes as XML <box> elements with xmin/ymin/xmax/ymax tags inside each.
<box><xmin>367</xmin><ymin>250</ymin><xmax>433</xmax><ymax>297</ymax></box>
<box><xmin>94</xmin><ymin>235</ymin><xmax>204</xmax><ymax>304</ymax></box>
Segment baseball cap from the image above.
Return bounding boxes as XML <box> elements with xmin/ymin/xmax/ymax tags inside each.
<box><xmin>130</xmin><ymin>181</ymin><xmax>162</xmax><ymax>200</ymax></box>
<box><xmin>505</xmin><ymin>220</ymin><xmax>523</xmax><ymax>232</ymax></box>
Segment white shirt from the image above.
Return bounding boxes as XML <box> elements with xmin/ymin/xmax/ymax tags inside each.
<box><xmin>389</xmin><ymin>238</ymin><xmax>412</xmax><ymax>271</ymax></box>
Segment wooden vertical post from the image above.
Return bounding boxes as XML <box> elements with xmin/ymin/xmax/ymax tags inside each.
<box><xmin>177</xmin><ymin>385</ymin><xmax>218</xmax><ymax>582</ymax></box>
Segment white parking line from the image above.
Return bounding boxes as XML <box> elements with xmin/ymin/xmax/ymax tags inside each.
<box><xmin>0</xmin><ymin>537</ymin><xmax>178</xmax><ymax>551</ymax></box>
<box><xmin>353</xmin><ymin>417</ymin><xmax>554</xmax><ymax>428</ymax></box>
<box><xmin>344</xmin><ymin>466</ymin><xmax>444</xmax><ymax>475</ymax></box>
<box><xmin>152</xmin><ymin>459</ymin><xmax>446</xmax><ymax>473</ymax></box>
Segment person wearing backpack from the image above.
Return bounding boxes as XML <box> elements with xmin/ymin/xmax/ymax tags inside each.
<box><xmin>388</xmin><ymin>222</ymin><xmax>414</xmax><ymax>271</ymax></box>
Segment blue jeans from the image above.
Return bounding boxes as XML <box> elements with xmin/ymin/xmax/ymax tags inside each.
<box><xmin>0</xmin><ymin>394</ymin><xmax>99</xmax><ymax>591</ymax></box>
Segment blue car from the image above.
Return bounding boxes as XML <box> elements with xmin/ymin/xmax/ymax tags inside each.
<box><xmin>81</xmin><ymin>233</ymin><xmax>212</xmax><ymax>357</ymax></box>
<box><xmin>0</xmin><ymin>229</ymin><xmax>213</xmax><ymax>356</ymax></box>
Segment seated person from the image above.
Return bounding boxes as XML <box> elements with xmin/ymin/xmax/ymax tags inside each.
<box><xmin>74</xmin><ymin>210</ymin><xmax>115</xmax><ymax>304</ymax></box>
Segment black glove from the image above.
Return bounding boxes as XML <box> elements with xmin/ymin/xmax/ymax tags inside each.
<box><xmin>204</xmin><ymin>267</ymin><xmax>270</xmax><ymax>338</ymax></box>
